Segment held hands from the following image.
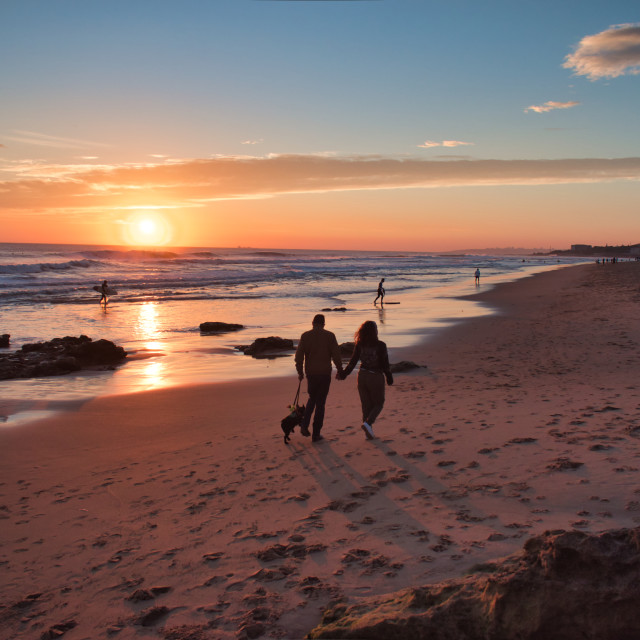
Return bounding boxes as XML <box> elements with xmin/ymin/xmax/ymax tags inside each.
<box><xmin>336</xmin><ymin>370</ymin><xmax>346</xmax><ymax>381</ymax></box>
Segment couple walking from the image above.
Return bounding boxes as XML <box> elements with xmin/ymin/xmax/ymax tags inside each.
<box><xmin>294</xmin><ymin>314</ymin><xmax>393</xmax><ymax>442</ymax></box>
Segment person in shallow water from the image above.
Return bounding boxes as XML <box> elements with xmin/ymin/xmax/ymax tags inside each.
<box><xmin>99</xmin><ymin>280</ymin><xmax>109</xmax><ymax>305</ymax></box>
<box><xmin>294</xmin><ymin>314</ymin><xmax>344</xmax><ymax>442</ymax></box>
<box><xmin>374</xmin><ymin>278</ymin><xmax>385</xmax><ymax>305</ymax></box>
<box><xmin>340</xmin><ymin>320</ymin><xmax>393</xmax><ymax>440</ymax></box>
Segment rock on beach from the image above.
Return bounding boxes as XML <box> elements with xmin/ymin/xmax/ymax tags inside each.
<box><xmin>199</xmin><ymin>321</ymin><xmax>244</xmax><ymax>333</ymax></box>
<box><xmin>309</xmin><ymin>527</ymin><xmax>640</xmax><ymax>639</ymax></box>
<box><xmin>389</xmin><ymin>360</ymin><xmax>426</xmax><ymax>373</ymax></box>
<box><xmin>235</xmin><ymin>336</ymin><xmax>295</xmax><ymax>358</ymax></box>
<box><xmin>0</xmin><ymin>335</ymin><xmax>127</xmax><ymax>380</ymax></box>
<box><xmin>339</xmin><ymin>342</ymin><xmax>355</xmax><ymax>357</ymax></box>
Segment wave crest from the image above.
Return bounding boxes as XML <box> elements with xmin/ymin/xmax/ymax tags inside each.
<box><xmin>0</xmin><ymin>259</ymin><xmax>97</xmax><ymax>274</ymax></box>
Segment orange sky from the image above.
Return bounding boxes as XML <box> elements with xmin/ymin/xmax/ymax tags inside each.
<box><xmin>2</xmin><ymin>155</ymin><xmax>639</xmax><ymax>251</ymax></box>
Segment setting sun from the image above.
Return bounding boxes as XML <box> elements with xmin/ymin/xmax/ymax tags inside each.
<box><xmin>122</xmin><ymin>211</ymin><xmax>173</xmax><ymax>246</ymax></box>
<box><xmin>138</xmin><ymin>218</ymin><xmax>156</xmax><ymax>236</ymax></box>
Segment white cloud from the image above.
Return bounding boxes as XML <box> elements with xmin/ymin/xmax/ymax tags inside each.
<box><xmin>241</xmin><ymin>139</ymin><xmax>264</xmax><ymax>145</ymax></box>
<box><xmin>524</xmin><ymin>101</ymin><xmax>580</xmax><ymax>114</ymax></box>
<box><xmin>443</xmin><ymin>140</ymin><xmax>474</xmax><ymax>147</ymax></box>
<box><xmin>4</xmin><ymin>130</ymin><xmax>112</xmax><ymax>150</ymax></box>
<box><xmin>564</xmin><ymin>23</ymin><xmax>640</xmax><ymax>80</ymax></box>
<box><xmin>418</xmin><ymin>140</ymin><xmax>474</xmax><ymax>149</ymax></box>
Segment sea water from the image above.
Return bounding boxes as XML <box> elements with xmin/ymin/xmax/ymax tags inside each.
<box><xmin>0</xmin><ymin>243</ymin><xmax>585</xmax><ymax>413</ymax></box>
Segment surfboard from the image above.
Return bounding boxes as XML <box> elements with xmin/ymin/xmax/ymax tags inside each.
<box><xmin>93</xmin><ymin>285</ymin><xmax>118</xmax><ymax>295</ymax></box>
<box><xmin>383</xmin><ymin>301</ymin><xmax>400</xmax><ymax>304</ymax></box>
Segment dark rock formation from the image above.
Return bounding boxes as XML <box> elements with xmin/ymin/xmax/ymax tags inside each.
<box><xmin>236</xmin><ymin>336</ymin><xmax>295</xmax><ymax>358</ymax></box>
<box><xmin>0</xmin><ymin>334</ymin><xmax>9</xmax><ymax>348</ymax></box>
<box><xmin>390</xmin><ymin>361</ymin><xmax>427</xmax><ymax>373</ymax></box>
<box><xmin>338</xmin><ymin>347</ymin><xmax>425</xmax><ymax>374</ymax></box>
<box><xmin>199</xmin><ymin>321</ymin><xmax>244</xmax><ymax>333</ymax></box>
<box><xmin>322</xmin><ymin>307</ymin><xmax>347</xmax><ymax>312</ymax></box>
<box><xmin>339</xmin><ymin>342</ymin><xmax>355</xmax><ymax>357</ymax></box>
<box><xmin>0</xmin><ymin>335</ymin><xmax>127</xmax><ymax>380</ymax></box>
<box><xmin>308</xmin><ymin>527</ymin><xmax>640</xmax><ymax>640</ymax></box>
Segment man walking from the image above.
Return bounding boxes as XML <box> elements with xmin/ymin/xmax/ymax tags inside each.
<box><xmin>295</xmin><ymin>314</ymin><xmax>344</xmax><ymax>442</ymax></box>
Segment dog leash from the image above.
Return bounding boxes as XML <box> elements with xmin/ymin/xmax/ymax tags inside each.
<box><xmin>292</xmin><ymin>379</ymin><xmax>302</xmax><ymax>407</ymax></box>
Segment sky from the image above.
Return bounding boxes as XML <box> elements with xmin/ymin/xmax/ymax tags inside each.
<box><xmin>1</xmin><ymin>0</ymin><xmax>639</xmax><ymax>251</ymax></box>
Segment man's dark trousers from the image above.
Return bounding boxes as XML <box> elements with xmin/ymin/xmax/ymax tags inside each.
<box><xmin>302</xmin><ymin>374</ymin><xmax>331</xmax><ymax>437</ymax></box>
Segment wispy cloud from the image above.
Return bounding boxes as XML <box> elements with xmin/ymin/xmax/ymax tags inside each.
<box><xmin>524</xmin><ymin>101</ymin><xmax>580</xmax><ymax>114</ymax></box>
<box><xmin>564</xmin><ymin>23</ymin><xmax>640</xmax><ymax>80</ymax></box>
<box><xmin>3</xmin><ymin>130</ymin><xmax>111</xmax><ymax>150</ymax></box>
<box><xmin>241</xmin><ymin>139</ymin><xmax>264</xmax><ymax>145</ymax></box>
<box><xmin>418</xmin><ymin>140</ymin><xmax>474</xmax><ymax>149</ymax></box>
<box><xmin>2</xmin><ymin>155</ymin><xmax>640</xmax><ymax>214</ymax></box>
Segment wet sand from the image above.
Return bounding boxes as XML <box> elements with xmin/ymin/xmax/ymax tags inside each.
<box><xmin>1</xmin><ymin>262</ymin><xmax>639</xmax><ymax>639</ymax></box>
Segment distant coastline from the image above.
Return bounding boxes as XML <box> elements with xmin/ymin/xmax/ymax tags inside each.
<box><xmin>536</xmin><ymin>242</ymin><xmax>640</xmax><ymax>258</ymax></box>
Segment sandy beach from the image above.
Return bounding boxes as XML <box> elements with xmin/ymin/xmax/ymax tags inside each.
<box><xmin>1</xmin><ymin>261</ymin><xmax>639</xmax><ymax>640</ymax></box>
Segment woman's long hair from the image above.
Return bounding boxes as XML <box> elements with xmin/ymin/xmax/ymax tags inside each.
<box><xmin>355</xmin><ymin>320</ymin><xmax>378</xmax><ymax>347</ymax></box>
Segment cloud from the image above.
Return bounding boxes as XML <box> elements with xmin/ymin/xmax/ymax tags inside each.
<box><xmin>524</xmin><ymin>101</ymin><xmax>580</xmax><ymax>114</ymax></box>
<box><xmin>564</xmin><ymin>23</ymin><xmax>640</xmax><ymax>80</ymax></box>
<box><xmin>418</xmin><ymin>140</ymin><xmax>474</xmax><ymax>149</ymax></box>
<box><xmin>2</xmin><ymin>155</ymin><xmax>640</xmax><ymax>216</ymax></box>
<box><xmin>3</xmin><ymin>130</ymin><xmax>111</xmax><ymax>150</ymax></box>
<box><xmin>241</xmin><ymin>139</ymin><xmax>264</xmax><ymax>145</ymax></box>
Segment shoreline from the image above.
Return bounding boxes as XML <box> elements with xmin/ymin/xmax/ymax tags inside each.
<box><xmin>1</xmin><ymin>262</ymin><xmax>639</xmax><ymax>639</ymax></box>
<box><xmin>0</xmin><ymin>260</ymin><xmax>580</xmax><ymax>423</ymax></box>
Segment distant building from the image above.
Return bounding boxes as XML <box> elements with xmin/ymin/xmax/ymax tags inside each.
<box><xmin>571</xmin><ymin>244</ymin><xmax>592</xmax><ymax>252</ymax></box>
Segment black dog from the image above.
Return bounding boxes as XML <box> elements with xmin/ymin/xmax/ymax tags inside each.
<box><xmin>281</xmin><ymin>404</ymin><xmax>305</xmax><ymax>444</ymax></box>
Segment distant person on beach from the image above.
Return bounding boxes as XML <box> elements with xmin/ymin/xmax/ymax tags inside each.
<box><xmin>295</xmin><ymin>314</ymin><xmax>344</xmax><ymax>443</ymax></box>
<box><xmin>474</xmin><ymin>268</ymin><xmax>480</xmax><ymax>285</ymax></box>
<box><xmin>374</xmin><ymin>278</ymin><xmax>385</xmax><ymax>305</ymax></box>
<box><xmin>340</xmin><ymin>320</ymin><xmax>393</xmax><ymax>440</ymax></box>
<box><xmin>99</xmin><ymin>280</ymin><xmax>109</xmax><ymax>305</ymax></box>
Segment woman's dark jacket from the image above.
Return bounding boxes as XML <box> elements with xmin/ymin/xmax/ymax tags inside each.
<box><xmin>344</xmin><ymin>340</ymin><xmax>393</xmax><ymax>385</ymax></box>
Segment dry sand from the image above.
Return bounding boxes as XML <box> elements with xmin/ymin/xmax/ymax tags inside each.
<box><xmin>1</xmin><ymin>262</ymin><xmax>639</xmax><ymax>640</ymax></box>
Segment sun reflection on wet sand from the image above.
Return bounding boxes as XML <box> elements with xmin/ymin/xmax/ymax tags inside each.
<box><xmin>135</xmin><ymin>301</ymin><xmax>160</xmax><ymax>340</ymax></box>
<box><xmin>138</xmin><ymin>359</ymin><xmax>165</xmax><ymax>390</ymax></box>
<box><xmin>131</xmin><ymin>302</ymin><xmax>167</xmax><ymax>389</ymax></box>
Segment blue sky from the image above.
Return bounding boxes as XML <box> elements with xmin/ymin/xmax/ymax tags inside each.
<box><xmin>1</xmin><ymin>0</ymin><xmax>639</xmax><ymax>250</ymax></box>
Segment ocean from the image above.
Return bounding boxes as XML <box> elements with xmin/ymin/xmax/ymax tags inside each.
<box><xmin>0</xmin><ymin>243</ymin><xmax>585</xmax><ymax>422</ymax></box>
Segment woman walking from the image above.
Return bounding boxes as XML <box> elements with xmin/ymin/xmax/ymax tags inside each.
<box><xmin>342</xmin><ymin>320</ymin><xmax>393</xmax><ymax>439</ymax></box>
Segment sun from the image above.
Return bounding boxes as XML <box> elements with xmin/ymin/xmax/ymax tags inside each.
<box><xmin>123</xmin><ymin>211</ymin><xmax>173</xmax><ymax>246</ymax></box>
<box><xmin>137</xmin><ymin>218</ymin><xmax>157</xmax><ymax>239</ymax></box>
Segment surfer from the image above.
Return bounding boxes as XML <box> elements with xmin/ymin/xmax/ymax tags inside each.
<box><xmin>99</xmin><ymin>280</ymin><xmax>109</xmax><ymax>305</ymax></box>
<box><xmin>374</xmin><ymin>278</ymin><xmax>385</xmax><ymax>305</ymax></box>
<box><xmin>474</xmin><ymin>269</ymin><xmax>480</xmax><ymax>285</ymax></box>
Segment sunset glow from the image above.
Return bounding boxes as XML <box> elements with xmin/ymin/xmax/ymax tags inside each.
<box><xmin>1</xmin><ymin>2</ymin><xmax>639</xmax><ymax>251</ymax></box>
<box><xmin>122</xmin><ymin>211</ymin><xmax>173</xmax><ymax>246</ymax></box>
